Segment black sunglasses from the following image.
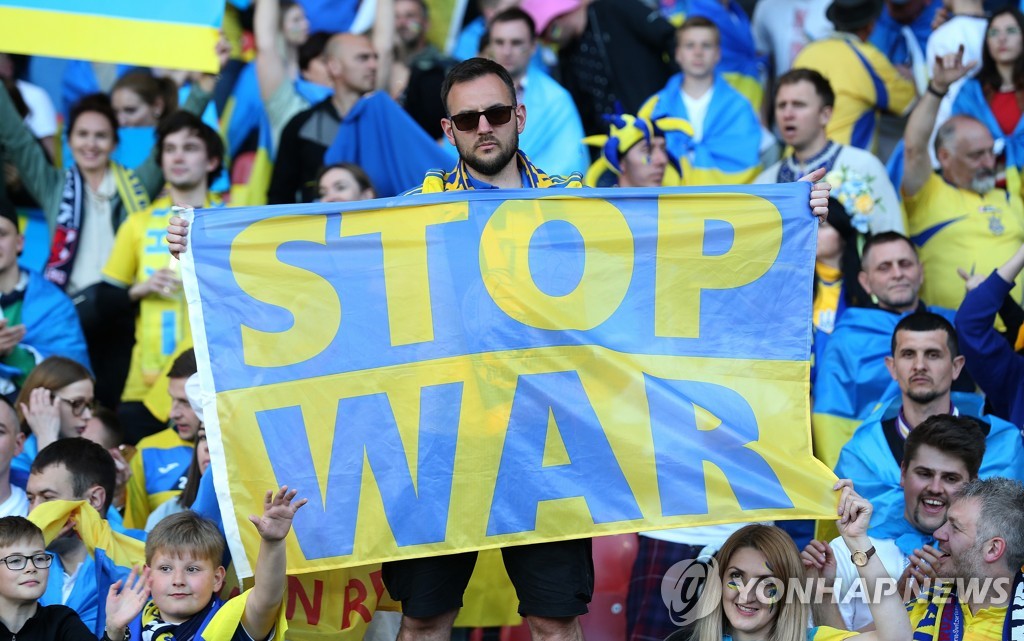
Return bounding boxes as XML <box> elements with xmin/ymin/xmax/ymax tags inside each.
<box><xmin>448</xmin><ymin>105</ymin><xmax>515</xmax><ymax>132</ymax></box>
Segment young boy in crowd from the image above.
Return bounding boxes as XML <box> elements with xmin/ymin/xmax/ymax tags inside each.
<box><xmin>104</xmin><ymin>486</ymin><xmax>306</xmax><ymax>641</ymax></box>
<box><xmin>0</xmin><ymin>516</ymin><xmax>95</xmax><ymax>639</ymax></box>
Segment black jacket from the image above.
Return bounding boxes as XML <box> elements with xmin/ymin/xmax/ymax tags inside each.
<box><xmin>0</xmin><ymin>604</ymin><xmax>95</xmax><ymax>641</ymax></box>
<box><xmin>268</xmin><ymin>98</ymin><xmax>342</xmax><ymax>204</ymax></box>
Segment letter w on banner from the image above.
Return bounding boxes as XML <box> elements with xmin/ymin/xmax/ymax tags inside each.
<box><xmin>181</xmin><ymin>184</ymin><xmax>839</xmax><ymax>579</ymax></box>
<box><xmin>0</xmin><ymin>0</ymin><xmax>223</xmax><ymax>72</ymax></box>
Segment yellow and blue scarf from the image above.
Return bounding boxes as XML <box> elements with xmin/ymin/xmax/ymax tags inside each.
<box><xmin>413</xmin><ymin>151</ymin><xmax>583</xmax><ymax>193</ymax></box>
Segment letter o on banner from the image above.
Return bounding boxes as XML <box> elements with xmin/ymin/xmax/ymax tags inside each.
<box><xmin>479</xmin><ymin>197</ymin><xmax>634</xmax><ymax>330</ymax></box>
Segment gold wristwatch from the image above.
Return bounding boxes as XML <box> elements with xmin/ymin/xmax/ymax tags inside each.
<box><xmin>851</xmin><ymin>546</ymin><xmax>876</xmax><ymax>567</ymax></box>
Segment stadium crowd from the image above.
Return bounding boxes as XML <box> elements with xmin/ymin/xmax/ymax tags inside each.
<box><xmin>1</xmin><ymin>0</ymin><xmax>1024</xmax><ymax>640</ymax></box>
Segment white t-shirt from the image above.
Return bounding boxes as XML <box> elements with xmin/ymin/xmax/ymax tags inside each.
<box><xmin>925</xmin><ymin>16</ymin><xmax>986</xmax><ymax>80</ymax></box>
<box><xmin>16</xmin><ymin>80</ymin><xmax>57</xmax><ymax>139</ymax></box>
<box><xmin>681</xmin><ymin>86</ymin><xmax>714</xmax><ymax>143</ymax></box>
<box><xmin>62</xmin><ymin>561</ymin><xmax>81</xmax><ymax>605</ymax></box>
<box><xmin>830</xmin><ymin>536</ymin><xmax>908</xmax><ymax>631</ymax></box>
<box><xmin>0</xmin><ymin>486</ymin><xmax>29</xmax><ymax>518</ymax></box>
<box><xmin>68</xmin><ymin>171</ymin><xmax>117</xmax><ymax>296</ymax></box>
<box><xmin>752</xmin><ymin>0</ymin><xmax>833</xmax><ymax>76</ymax></box>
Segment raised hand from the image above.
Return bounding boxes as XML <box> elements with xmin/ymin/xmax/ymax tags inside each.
<box><xmin>931</xmin><ymin>45</ymin><xmax>978</xmax><ymax>94</ymax></box>
<box><xmin>801</xmin><ymin>539</ymin><xmax>837</xmax><ymax>580</ymax></box>
<box><xmin>798</xmin><ymin>167</ymin><xmax>831</xmax><ymax>223</ymax></box>
<box><xmin>834</xmin><ymin>479</ymin><xmax>873</xmax><ymax>539</ymax></box>
<box><xmin>105</xmin><ymin>565</ymin><xmax>151</xmax><ymax>639</ymax></box>
<box><xmin>248</xmin><ymin>486</ymin><xmax>308</xmax><ymax>542</ymax></box>
<box><xmin>20</xmin><ymin>387</ymin><xmax>62</xmax><ymax>447</ymax></box>
<box><xmin>957</xmin><ymin>266</ymin><xmax>985</xmax><ymax>292</ymax></box>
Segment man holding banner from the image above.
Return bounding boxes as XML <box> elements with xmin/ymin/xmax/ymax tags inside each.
<box><xmin>387</xmin><ymin>58</ymin><xmax>593</xmax><ymax>641</ymax></box>
<box><xmin>167</xmin><ymin>57</ymin><xmax>835</xmax><ymax>641</ymax></box>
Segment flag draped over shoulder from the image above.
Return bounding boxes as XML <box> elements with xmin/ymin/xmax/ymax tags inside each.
<box><xmin>0</xmin><ymin>0</ymin><xmax>224</xmax><ymax>72</ymax></box>
<box><xmin>181</xmin><ymin>184</ymin><xmax>840</xmax><ymax>580</ymax></box>
<box><xmin>647</xmin><ymin>76</ymin><xmax>763</xmax><ymax>185</ymax></box>
<box><xmin>671</xmin><ymin>0</ymin><xmax>765</xmax><ymax>111</ymax></box>
<box><xmin>952</xmin><ymin>78</ymin><xmax>1024</xmax><ymax>200</ymax></box>
<box><xmin>323</xmin><ymin>91</ymin><xmax>457</xmax><ymax>197</ymax></box>
<box><xmin>30</xmin><ymin>501</ymin><xmax>141</xmax><ymax>637</ymax></box>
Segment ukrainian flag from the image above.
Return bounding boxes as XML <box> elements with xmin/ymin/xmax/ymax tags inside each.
<box><xmin>0</xmin><ymin>0</ymin><xmax>224</xmax><ymax>72</ymax></box>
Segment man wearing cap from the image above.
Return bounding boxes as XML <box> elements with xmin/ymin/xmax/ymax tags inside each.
<box><xmin>792</xmin><ymin>0</ymin><xmax>915</xmax><ymax>152</ymax></box>
<box><xmin>581</xmin><ymin>111</ymin><xmax>690</xmax><ymax>188</ymax></box>
<box><xmin>122</xmin><ymin>348</ymin><xmax>199</xmax><ymax>530</ymax></box>
<box><xmin>520</xmin><ymin>0</ymin><xmax>675</xmax><ymax>137</ymax></box>
<box><xmin>901</xmin><ymin>47</ymin><xmax>1024</xmax><ymax>314</ymax></box>
<box><xmin>484</xmin><ymin>7</ymin><xmax>589</xmax><ymax>175</ymax></box>
<box><xmin>0</xmin><ymin>194</ymin><xmax>88</xmax><ymax>397</ymax></box>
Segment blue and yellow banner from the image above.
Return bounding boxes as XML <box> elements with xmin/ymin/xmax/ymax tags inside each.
<box><xmin>0</xmin><ymin>0</ymin><xmax>223</xmax><ymax>72</ymax></box>
<box><xmin>182</xmin><ymin>185</ymin><xmax>840</xmax><ymax>578</ymax></box>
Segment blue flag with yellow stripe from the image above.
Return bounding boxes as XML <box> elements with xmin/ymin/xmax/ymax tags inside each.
<box><xmin>180</xmin><ymin>184</ymin><xmax>840</xmax><ymax>575</ymax></box>
<box><xmin>0</xmin><ymin>0</ymin><xmax>224</xmax><ymax>72</ymax></box>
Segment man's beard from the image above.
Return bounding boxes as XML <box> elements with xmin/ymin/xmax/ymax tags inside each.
<box><xmin>948</xmin><ymin>540</ymin><xmax>985</xmax><ymax>580</ymax></box>
<box><xmin>458</xmin><ymin>131</ymin><xmax>519</xmax><ymax>177</ymax></box>
<box><xmin>906</xmin><ymin>386</ymin><xmax>943</xmax><ymax>405</ymax></box>
<box><xmin>970</xmin><ymin>170</ymin><xmax>996</xmax><ymax>195</ymax></box>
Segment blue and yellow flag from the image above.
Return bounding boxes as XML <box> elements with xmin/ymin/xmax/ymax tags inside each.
<box><xmin>953</xmin><ymin>78</ymin><xmax>1024</xmax><ymax>201</ymax></box>
<box><xmin>181</xmin><ymin>185</ymin><xmax>840</xmax><ymax>577</ymax></box>
<box><xmin>0</xmin><ymin>0</ymin><xmax>224</xmax><ymax>72</ymax></box>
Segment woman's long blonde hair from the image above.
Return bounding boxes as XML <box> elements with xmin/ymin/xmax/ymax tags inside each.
<box><xmin>688</xmin><ymin>524</ymin><xmax>810</xmax><ymax>641</ymax></box>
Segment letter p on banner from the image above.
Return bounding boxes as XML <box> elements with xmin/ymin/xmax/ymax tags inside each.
<box><xmin>180</xmin><ymin>183</ymin><xmax>836</xmax><ymax>579</ymax></box>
